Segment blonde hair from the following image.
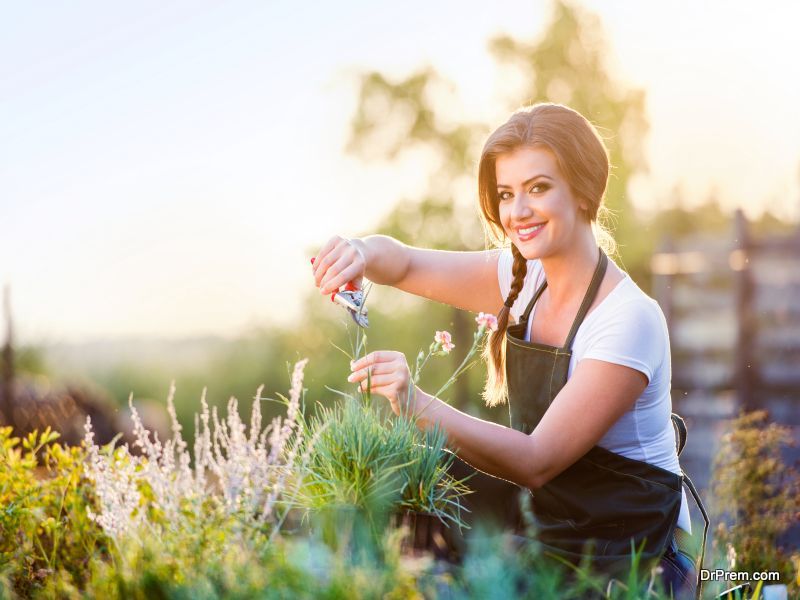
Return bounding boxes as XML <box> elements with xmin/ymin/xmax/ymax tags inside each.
<box><xmin>477</xmin><ymin>103</ymin><xmax>614</xmax><ymax>407</ymax></box>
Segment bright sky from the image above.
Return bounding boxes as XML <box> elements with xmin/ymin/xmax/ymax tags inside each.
<box><xmin>2</xmin><ymin>0</ymin><xmax>799</xmax><ymax>343</ymax></box>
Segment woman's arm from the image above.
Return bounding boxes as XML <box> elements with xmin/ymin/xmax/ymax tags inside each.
<box><xmin>313</xmin><ymin>234</ymin><xmax>504</xmax><ymax>314</ymax></box>
<box><xmin>419</xmin><ymin>358</ymin><xmax>647</xmax><ymax>488</ymax></box>
<box><xmin>349</xmin><ymin>353</ymin><xmax>647</xmax><ymax>489</ymax></box>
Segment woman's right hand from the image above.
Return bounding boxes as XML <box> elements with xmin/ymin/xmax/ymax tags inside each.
<box><xmin>312</xmin><ymin>235</ymin><xmax>367</xmax><ymax>295</ymax></box>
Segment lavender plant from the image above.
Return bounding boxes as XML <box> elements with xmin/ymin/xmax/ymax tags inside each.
<box><xmin>82</xmin><ymin>359</ymin><xmax>313</xmax><ymax>545</ymax></box>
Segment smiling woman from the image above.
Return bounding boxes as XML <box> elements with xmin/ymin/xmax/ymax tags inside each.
<box><xmin>312</xmin><ymin>103</ymin><xmax>708</xmax><ymax>600</ymax></box>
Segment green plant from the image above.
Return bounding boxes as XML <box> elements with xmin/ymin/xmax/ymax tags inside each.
<box><xmin>0</xmin><ymin>427</ymin><xmax>110</xmax><ymax>597</ymax></box>
<box><xmin>297</xmin><ymin>394</ymin><xmax>469</xmax><ymax>532</ymax></box>
<box><xmin>710</xmin><ymin>410</ymin><xmax>800</xmax><ymax>596</ymax></box>
<box><xmin>39</xmin><ymin>515</ymin><xmax>425</xmax><ymax>599</ymax></box>
<box><xmin>295</xmin><ymin>312</ymin><xmax>497</xmax><ymax>533</ymax></box>
<box><xmin>450</xmin><ymin>523</ymin><xmax>682</xmax><ymax>599</ymax></box>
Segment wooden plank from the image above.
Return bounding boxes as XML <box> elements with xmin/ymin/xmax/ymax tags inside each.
<box><xmin>671</xmin><ymin>314</ymin><xmax>737</xmax><ymax>349</ymax></box>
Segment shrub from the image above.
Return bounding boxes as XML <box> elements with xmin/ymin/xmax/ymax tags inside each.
<box><xmin>710</xmin><ymin>410</ymin><xmax>800</xmax><ymax>595</ymax></box>
<box><xmin>0</xmin><ymin>427</ymin><xmax>110</xmax><ymax>597</ymax></box>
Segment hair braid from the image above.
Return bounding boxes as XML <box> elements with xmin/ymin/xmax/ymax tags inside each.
<box><xmin>482</xmin><ymin>245</ymin><xmax>528</xmax><ymax>407</ymax></box>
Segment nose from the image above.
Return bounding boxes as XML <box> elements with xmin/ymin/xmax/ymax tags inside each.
<box><xmin>510</xmin><ymin>192</ymin><xmax>533</xmax><ymax>220</ymax></box>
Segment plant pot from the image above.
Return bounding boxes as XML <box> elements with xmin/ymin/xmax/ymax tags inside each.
<box><xmin>393</xmin><ymin>510</ymin><xmax>461</xmax><ymax>563</ymax></box>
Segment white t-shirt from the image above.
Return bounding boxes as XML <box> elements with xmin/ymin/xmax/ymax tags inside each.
<box><xmin>497</xmin><ymin>249</ymin><xmax>691</xmax><ymax>533</ymax></box>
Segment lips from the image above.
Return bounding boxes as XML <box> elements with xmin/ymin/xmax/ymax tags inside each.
<box><xmin>516</xmin><ymin>222</ymin><xmax>546</xmax><ymax>241</ymax></box>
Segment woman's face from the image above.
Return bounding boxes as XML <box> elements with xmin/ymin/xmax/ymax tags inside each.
<box><xmin>495</xmin><ymin>146</ymin><xmax>588</xmax><ymax>260</ymax></box>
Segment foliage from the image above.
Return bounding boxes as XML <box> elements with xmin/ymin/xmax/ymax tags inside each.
<box><xmin>710</xmin><ymin>410</ymin><xmax>800</xmax><ymax>595</ymax></box>
<box><xmin>81</xmin><ymin>362</ymin><xmax>312</xmax><ymax>548</ymax></box>
<box><xmin>298</xmin><ymin>395</ymin><xmax>469</xmax><ymax>532</ymax></box>
<box><xmin>13</xmin><ymin>346</ymin><xmax>49</xmax><ymax>377</ymax></box>
<box><xmin>448</xmin><ymin>524</ymin><xmax>686</xmax><ymax>599</ymax></box>
<box><xmin>27</xmin><ymin>507</ymin><xmax>424</xmax><ymax>599</ymax></box>
<box><xmin>5</xmin><ymin>390</ymin><xmax>796</xmax><ymax>598</ymax></box>
<box><xmin>295</xmin><ymin>319</ymin><xmax>493</xmax><ymax>532</ymax></box>
<box><xmin>0</xmin><ymin>427</ymin><xmax>110</xmax><ymax>597</ymax></box>
<box><xmin>644</xmin><ymin>191</ymin><xmax>799</xmax><ymax>247</ymax></box>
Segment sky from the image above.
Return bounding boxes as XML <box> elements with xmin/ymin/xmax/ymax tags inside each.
<box><xmin>2</xmin><ymin>0</ymin><xmax>799</xmax><ymax>343</ymax></box>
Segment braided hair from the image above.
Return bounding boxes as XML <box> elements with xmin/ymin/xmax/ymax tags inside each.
<box><xmin>482</xmin><ymin>244</ymin><xmax>528</xmax><ymax>406</ymax></box>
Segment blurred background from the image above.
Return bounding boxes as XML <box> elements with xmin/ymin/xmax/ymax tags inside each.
<box><xmin>2</xmin><ymin>0</ymin><xmax>799</xmax><ymax>535</ymax></box>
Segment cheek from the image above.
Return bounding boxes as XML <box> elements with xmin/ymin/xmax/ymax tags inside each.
<box><xmin>497</xmin><ymin>203</ymin><xmax>511</xmax><ymax>227</ymax></box>
<box><xmin>543</xmin><ymin>194</ymin><xmax>574</xmax><ymax>221</ymax></box>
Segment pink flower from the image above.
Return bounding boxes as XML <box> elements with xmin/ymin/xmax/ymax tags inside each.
<box><xmin>475</xmin><ymin>312</ymin><xmax>498</xmax><ymax>332</ymax></box>
<box><xmin>434</xmin><ymin>330</ymin><xmax>455</xmax><ymax>353</ymax></box>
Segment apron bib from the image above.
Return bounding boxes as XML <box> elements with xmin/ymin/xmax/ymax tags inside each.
<box><xmin>506</xmin><ymin>249</ymin><xmax>683</xmax><ymax>570</ymax></box>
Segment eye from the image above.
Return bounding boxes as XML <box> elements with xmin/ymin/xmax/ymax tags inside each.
<box><xmin>497</xmin><ymin>190</ymin><xmax>513</xmax><ymax>202</ymax></box>
<box><xmin>530</xmin><ymin>183</ymin><xmax>550</xmax><ymax>194</ymax></box>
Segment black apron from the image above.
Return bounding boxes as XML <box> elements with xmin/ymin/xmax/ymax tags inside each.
<box><xmin>505</xmin><ymin>249</ymin><xmax>707</xmax><ymax>583</ymax></box>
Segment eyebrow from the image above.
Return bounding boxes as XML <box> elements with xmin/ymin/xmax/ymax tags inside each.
<box><xmin>496</xmin><ymin>174</ymin><xmax>554</xmax><ymax>189</ymax></box>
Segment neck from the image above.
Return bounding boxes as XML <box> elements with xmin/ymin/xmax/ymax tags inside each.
<box><xmin>539</xmin><ymin>228</ymin><xmax>602</xmax><ymax>308</ymax></box>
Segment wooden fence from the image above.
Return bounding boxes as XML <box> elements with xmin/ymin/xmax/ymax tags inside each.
<box><xmin>651</xmin><ymin>209</ymin><xmax>800</xmax><ymax>497</ymax></box>
<box><xmin>652</xmin><ymin>210</ymin><xmax>800</xmax><ymax>416</ymax></box>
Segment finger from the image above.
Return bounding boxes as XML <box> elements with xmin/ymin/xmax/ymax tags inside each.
<box><xmin>319</xmin><ymin>253</ymin><xmax>356</xmax><ymax>294</ymax></box>
<box><xmin>321</xmin><ymin>260</ymin><xmax>364</xmax><ymax>295</ymax></box>
<box><xmin>363</xmin><ymin>383</ymin><xmax>400</xmax><ymax>401</ymax></box>
<box><xmin>356</xmin><ymin>374</ymin><xmax>397</xmax><ymax>390</ymax></box>
<box><xmin>351</xmin><ymin>351</ymin><xmax>398</xmax><ymax>372</ymax></box>
<box><xmin>313</xmin><ymin>236</ymin><xmax>342</xmax><ymax>278</ymax></box>
<box><xmin>313</xmin><ymin>237</ymin><xmax>348</xmax><ymax>286</ymax></box>
<box><xmin>347</xmin><ymin>363</ymin><xmax>394</xmax><ymax>383</ymax></box>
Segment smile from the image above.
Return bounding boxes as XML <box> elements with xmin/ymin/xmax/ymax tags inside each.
<box><xmin>517</xmin><ymin>223</ymin><xmax>545</xmax><ymax>241</ymax></box>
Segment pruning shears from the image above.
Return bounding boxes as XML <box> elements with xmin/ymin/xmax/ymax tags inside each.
<box><xmin>310</xmin><ymin>258</ymin><xmax>369</xmax><ymax>328</ymax></box>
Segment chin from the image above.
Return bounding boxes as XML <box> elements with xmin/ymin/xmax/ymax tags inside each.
<box><xmin>515</xmin><ymin>240</ymin><xmax>551</xmax><ymax>261</ymax></box>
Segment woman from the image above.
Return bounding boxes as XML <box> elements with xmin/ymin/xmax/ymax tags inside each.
<box><xmin>311</xmin><ymin>103</ymin><xmax>705</xmax><ymax>598</ymax></box>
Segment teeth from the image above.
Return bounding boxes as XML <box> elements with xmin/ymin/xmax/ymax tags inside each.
<box><xmin>519</xmin><ymin>224</ymin><xmax>544</xmax><ymax>235</ymax></box>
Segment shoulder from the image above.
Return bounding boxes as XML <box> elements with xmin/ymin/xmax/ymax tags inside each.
<box><xmin>588</xmin><ymin>278</ymin><xmax>667</xmax><ymax>339</ymax></box>
<box><xmin>577</xmin><ymin>278</ymin><xmax>668</xmax><ymax>381</ymax></box>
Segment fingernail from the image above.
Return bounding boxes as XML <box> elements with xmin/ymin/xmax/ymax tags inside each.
<box><xmin>347</xmin><ymin>374</ymin><xmax>354</xmax><ymax>382</ymax></box>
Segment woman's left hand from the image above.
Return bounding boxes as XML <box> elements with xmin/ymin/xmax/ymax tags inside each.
<box><xmin>348</xmin><ymin>351</ymin><xmax>417</xmax><ymax>416</ymax></box>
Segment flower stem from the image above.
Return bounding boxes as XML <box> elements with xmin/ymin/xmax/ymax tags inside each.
<box><xmin>432</xmin><ymin>326</ymin><xmax>486</xmax><ymax>400</ymax></box>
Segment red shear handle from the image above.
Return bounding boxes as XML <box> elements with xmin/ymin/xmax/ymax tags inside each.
<box><xmin>310</xmin><ymin>258</ymin><xmax>358</xmax><ymax>301</ymax></box>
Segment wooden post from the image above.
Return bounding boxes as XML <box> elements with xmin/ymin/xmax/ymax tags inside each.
<box><xmin>0</xmin><ymin>285</ymin><xmax>14</xmax><ymax>426</ymax></box>
<box><xmin>655</xmin><ymin>236</ymin><xmax>675</xmax><ymax>335</ymax></box>
<box><xmin>733</xmin><ymin>210</ymin><xmax>757</xmax><ymax>411</ymax></box>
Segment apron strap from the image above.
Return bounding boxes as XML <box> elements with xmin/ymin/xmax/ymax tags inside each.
<box><xmin>518</xmin><ymin>249</ymin><xmax>609</xmax><ymax>347</ymax></box>
<box><xmin>672</xmin><ymin>412</ymin><xmax>709</xmax><ymax>600</ymax></box>
<box><xmin>520</xmin><ymin>279</ymin><xmax>548</xmax><ymax>323</ymax></box>
<box><xmin>563</xmin><ymin>249</ymin><xmax>608</xmax><ymax>349</ymax></box>
<box><xmin>671</xmin><ymin>413</ymin><xmax>688</xmax><ymax>456</ymax></box>
<box><xmin>682</xmin><ymin>472</ymin><xmax>710</xmax><ymax>600</ymax></box>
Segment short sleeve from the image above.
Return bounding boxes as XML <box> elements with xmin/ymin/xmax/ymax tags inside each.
<box><xmin>579</xmin><ymin>299</ymin><xmax>667</xmax><ymax>383</ymax></box>
<box><xmin>497</xmin><ymin>248</ymin><xmax>514</xmax><ymax>299</ymax></box>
